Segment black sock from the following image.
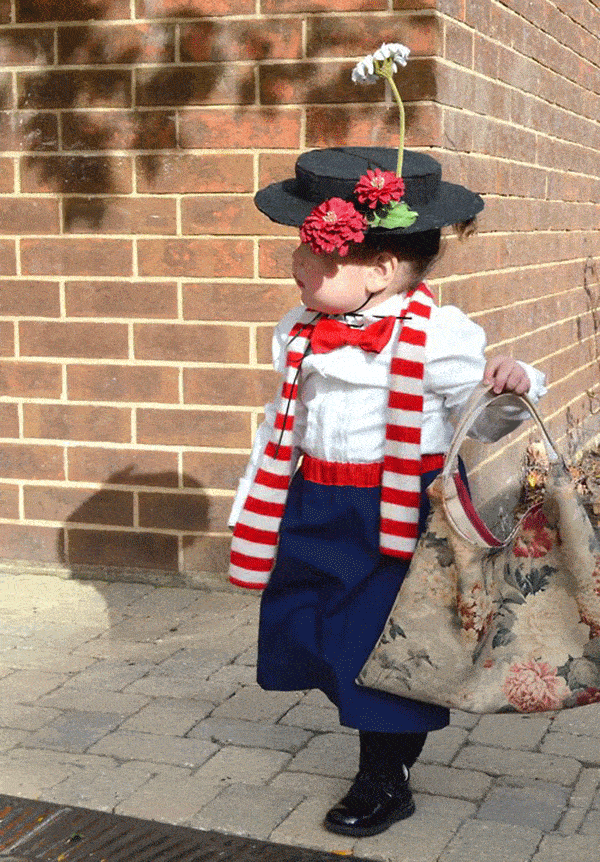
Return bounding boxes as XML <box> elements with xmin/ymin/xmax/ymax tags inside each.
<box><xmin>359</xmin><ymin>730</ymin><xmax>427</xmax><ymax>776</ymax></box>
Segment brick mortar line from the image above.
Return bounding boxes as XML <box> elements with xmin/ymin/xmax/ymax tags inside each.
<box><xmin>0</xmin><ymin>324</ymin><xmax>277</xmax><ymax>334</ymax></box>
<box><xmin>2</xmin><ymin>142</ymin><xmax>599</xmax><ymax>166</ymax></box>
<box><xmin>485</xmin><ymin>313</ymin><xmax>597</xmax><ymax>347</ymax></box>
<box><xmin>2</xmin><ymin>399</ymin><xmax>266</xmax><ymax>411</ymax></box>
<box><xmin>522</xmin><ymin>333</ymin><xmax>597</xmax><ymax>369</ymax></box>
<box><xmin>0</xmin><ymin>321</ymin><xmax>267</xmax><ymax>328</ymax></box>
<box><xmin>2</xmin><ymin>9</ymin><xmax>435</xmax><ymax>27</ymax></box>
<box><xmin>0</xmin><ymin>517</ymin><xmax>232</xmax><ymax>533</ymax></box>
<box><xmin>4</xmin><ymin>226</ymin><xmax>591</xmax><ymax>240</ymax></box>
<box><xmin>5</xmin><ymin>479</ymin><xmax>235</xmax><ymax>494</ymax></box>
<box><xmin>434</xmin><ymin>61</ymin><xmax>600</xmax><ymax>129</ymax></box>
<box><xmin>0</xmin><ymin>275</ymin><xmax>292</xmax><ymax>283</ymax></box>
<box><xmin>441</xmin><ymin>102</ymin><xmax>600</xmax><ymax>139</ymax></box>
<box><xmin>441</xmin><ymin>280</ymin><xmax>594</xmax><ymax>308</ymax></box>
<box><xmin>439</xmin><ymin>4</ymin><xmax>600</xmax><ymax>74</ymax></box>
<box><xmin>446</xmin><ymin>1</ymin><xmax>600</xmax><ymax>74</ymax></box>
<box><xmin>487</xmin><ymin>332</ymin><xmax>595</xmax><ymax>359</ymax></box>
<box><xmin>436</xmin><ymin>263</ymin><xmax>599</xmax><ymax>291</ymax></box>
<box><xmin>0</xmin><ymin>442</ymin><xmax>253</xmax><ymax>454</ymax></box>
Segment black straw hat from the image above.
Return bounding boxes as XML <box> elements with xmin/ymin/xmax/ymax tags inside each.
<box><xmin>255</xmin><ymin>147</ymin><xmax>484</xmax><ymax>235</ymax></box>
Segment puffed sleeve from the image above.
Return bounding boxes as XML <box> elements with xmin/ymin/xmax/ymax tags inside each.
<box><xmin>228</xmin><ymin>306</ymin><xmax>305</xmax><ymax>528</ymax></box>
<box><xmin>425</xmin><ymin>305</ymin><xmax>547</xmax><ymax>443</ymax></box>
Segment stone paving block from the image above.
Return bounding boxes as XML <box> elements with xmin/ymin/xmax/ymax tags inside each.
<box><xmin>453</xmin><ymin>744</ymin><xmax>581</xmax><ymax>785</ymax></box>
<box><xmin>0</xmin><ymin>647</ymin><xmax>93</xmax><ymax>674</ymax></box>
<box><xmin>193</xmin><ymin>745</ymin><xmax>291</xmax><ymax>785</ymax></box>
<box><xmin>0</xmin><ymin>634</ymin><xmax>27</xmax><ymax>651</ymax></box>
<box><xmin>16</xmin><ymin>628</ymin><xmax>108</xmax><ymax>652</ymax></box>
<box><xmin>279</xmin><ymin>705</ymin><xmax>355</xmax><ymax>734</ymax></box>
<box><xmin>532</xmin><ymin>833</ymin><xmax>600</xmax><ymax>861</ymax></box>
<box><xmin>0</xmin><ymin>728</ymin><xmax>30</xmax><ymax>752</ymax></box>
<box><xmin>21</xmin><ymin>711</ymin><xmax>122</xmax><ymax>753</ymax></box>
<box><xmin>476</xmin><ymin>782</ymin><xmax>569</xmax><ymax>831</ymax></box>
<box><xmin>570</xmin><ymin>767</ymin><xmax>600</xmax><ymax>808</ymax></box>
<box><xmin>186</xmin><ymin>591</ymin><xmax>256</xmax><ymax>619</ymax></box>
<box><xmin>358</xmin><ymin>794</ymin><xmax>476</xmax><ymax>862</ymax></box>
<box><xmin>410</xmin><ymin>762</ymin><xmax>492</xmax><ymax>801</ymax></box>
<box><xmin>234</xmin><ymin>645</ymin><xmax>259</xmax><ymax>666</ymax></box>
<box><xmin>419</xmin><ymin>726</ymin><xmax>468</xmax><ymax>765</ymax></box>
<box><xmin>299</xmin><ymin>689</ymin><xmax>336</xmax><ymax>708</ymax></box>
<box><xmin>269</xmin><ymin>771</ymin><xmax>352</xmax><ymax>803</ymax></box>
<box><xmin>0</xmin><ymin>703</ymin><xmax>60</xmax><ymax>731</ymax></box>
<box><xmin>120</xmin><ymin>698</ymin><xmax>213</xmax><ymax>735</ymax></box>
<box><xmin>210</xmin><ymin>687</ymin><xmax>304</xmax><ymax>723</ymax></box>
<box><xmin>450</xmin><ymin>709</ymin><xmax>480</xmax><ymax>730</ymax></box>
<box><xmin>188</xmin><ymin>718</ymin><xmax>312</xmax><ymax>753</ymax></box>
<box><xmin>207</xmin><ymin>664</ymin><xmax>257</xmax><ymax>687</ymax></box>
<box><xmin>123</xmin><ymin>587</ymin><xmax>203</xmax><ymax>617</ymax></box>
<box><xmin>89</xmin><ymin>730</ymin><xmax>219</xmax><ymax>767</ymax></box>
<box><xmin>557</xmin><ymin>806</ymin><xmax>587</xmax><ymax>835</ymax></box>
<box><xmin>43</xmin><ymin>761</ymin><xmax>162</xmax><ymax>811</ymax></box>
<box><xmin>468</xmin><ymin>713</ymin><xmax>551</xmax><ymax>750</ymax></box>
<box><xmin>556</xmin><ymin>768</ymin><xmax>600</xmax><ymax>834</ymax></box>
<box><xmin>125</xmin><ymin>673</ymin><xmax>237</xmax><ymax>702</ymax></box>
<box><xmin>287</xmin><ymin>732</ymin><xmax>359</xmax><ymax>779</ymax></box>
<box><xmin>439</xmin><ymin>819</ymin><xmax>542</xmax><ymax>862</ymax></box>
<box><xmin>0</xmin><ymin>670</ymin><xmax>69</xmax><ymax>703</ymax></box>
<box><xmin>115</xmin><ymin>772</ymin><xmax>221</xmax><ymax>823</ymax></box>
<box><xmin>37</xmin><ymin>688</ymin><xmax>151</xmax><ymax>716</ymax></box>
<box><xmin>167</xmin><ymin>614</ymin><xmax>250</xmax><ymax>644</ymax></box>
<box><xmin>76</xmin><ymin>581</ymin><xmax>151</xmax><ymax>612</ymax></box>
<box><xmin>103</xmin><ymin>616</ymin><xmax>184</xmax><ymax>643</ymax></box>
<box><xmin>548</xmin><ymin>704</ymin><xmax>600</xmax><ymax>737</ymax></box>
<box><xmin>0</xmin><ymin>756</ymin><xmax>74</xmax><ymax>798</ymax></box>
<box><xmin>66</xmin><ymin>659</ymin><xmax>154</xmax><ymax>692</ymax></box>
<box><xmin>541</xmin><ymin>732</ymin><xmax>600</xmax><ymax>765</ymax></box>
<box><xmin>4</xmin><ymin>747</ymin><xmax>118</xmax><ymax>771</ymax></box>
<box><xmin>269</xmin><ymin>796</ymin><xmax>357</xmax><ymax>856</ymax></box>
<box><xmin>153</xmin><ymin>648</ymin><xmax>238</xmax><ymax>677</ymax></box>
<box><xmin>579</xmin><ymin>808</ymin><xmax>600</xmax><ymax>834</ymax></box>
<box><xmin>72</xmin><ymin>638</ymin><xmax>181</xmax><ymax>663</ymax></box>
<box><xmin>189</xmin><ymin>783</ymin><xmax>304</xmax><ymax>839</ymax></box>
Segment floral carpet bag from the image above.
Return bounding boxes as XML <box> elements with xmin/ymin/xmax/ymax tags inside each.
<box><xmin>357</xmin><ymin>384</ymin><xmax>600</xmax><ymax>713</ymax></box>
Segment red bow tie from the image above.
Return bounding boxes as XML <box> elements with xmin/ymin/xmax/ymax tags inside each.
<box><xmin>310</xmin><ymin>316</ymin><xmax>396</xmax><ymax>355</ymax></box>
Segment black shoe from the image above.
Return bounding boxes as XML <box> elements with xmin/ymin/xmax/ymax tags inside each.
<box><xmin>323</xmin><ymin>765</ymin><xmax>415</xmax><ymax>837</ymax></box>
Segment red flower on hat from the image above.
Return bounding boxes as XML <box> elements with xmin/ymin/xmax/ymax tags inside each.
<box><xmin>354</xmin><ymin>169</ymin><xmax>405</xmax><ymax>209</ymax></box>
<box><xmin>299</xmin><ymin>198</ymin><xmax>367</xmax><ymax>257</ymax></box>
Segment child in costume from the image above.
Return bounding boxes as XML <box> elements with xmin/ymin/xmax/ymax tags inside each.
<box><xmin>228</xmin><ymin>46</ymin><xmax>546</xmax><ymax>838</ymax></box>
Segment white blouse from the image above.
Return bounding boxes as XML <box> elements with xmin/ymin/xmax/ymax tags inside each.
<box><xmin>229</xmin><ymin>292</ymin><xmax>547</xmax><ymax>527</ymax></box>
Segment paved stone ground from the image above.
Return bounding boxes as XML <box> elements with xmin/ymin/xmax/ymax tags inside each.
<box><xmin>1</xmin><ymin>573</ymin><xmax>600</xmax><ymax>862</ymax></box>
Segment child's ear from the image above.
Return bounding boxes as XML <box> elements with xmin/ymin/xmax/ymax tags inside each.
<box><xmin>366</xmin><ymin>252</ymin><xmax>399</xmax><ymax>295</ymax></box>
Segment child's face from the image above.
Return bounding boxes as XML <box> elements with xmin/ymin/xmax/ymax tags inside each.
<box><xmin>292</xmin><ymin>242</ymin><xmax>382</xmax><ymax>315</ymax></box>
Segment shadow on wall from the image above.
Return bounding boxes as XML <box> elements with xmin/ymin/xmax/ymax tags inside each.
<box><xmin>5</xmin><ymin>0</ymin><xmax>436</xmax><ymax>227</ymax></box>
<box><xmin>57</xmin><ymin>467</ymin><xmax>209</xmax><ymax>580</ymax></box>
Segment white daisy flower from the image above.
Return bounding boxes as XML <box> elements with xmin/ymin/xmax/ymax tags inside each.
<box><xmin>377</xmin><ymin>42</ymin><xmax>411</xmax><ymax>68</ymax></box>
<box><xmin>350</xmin><ymin>42</ymin><xmax>412</xmax><ymax>177</ymax></box>
<box><xmin>352</xmin><ymin>43</ymin><xmax>410</xmax><ymax>83</ymax></box>
<box><xmin>351</xmin><ymin>56</ymin><xmax>378</xmax><ymax>85</ymax></box>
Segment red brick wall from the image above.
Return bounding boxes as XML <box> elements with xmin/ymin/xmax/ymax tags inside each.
<box><xmin>0</xmin><ymin>0</ymin><xmax>598</xmax><ymax>581</ymax></box>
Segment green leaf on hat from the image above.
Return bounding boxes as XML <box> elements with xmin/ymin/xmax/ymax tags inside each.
<box><xmin>377</xmin><ymin>201</ymin><xmax>418</xmax><ymax>229</ymax></box>
<box><xmin>366</xmin><ymin>212</ymin><xmax>382</xmax><ymax>228</ymax></box>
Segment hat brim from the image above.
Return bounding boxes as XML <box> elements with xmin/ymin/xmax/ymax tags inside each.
<box><xmin>255</xmin><ymin>177</ymin><xmax>483</xmax><ymax>234</ymax></box>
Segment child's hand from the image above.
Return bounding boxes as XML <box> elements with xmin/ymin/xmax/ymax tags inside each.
<box><xmin>483</xmin><ymin>355</ymin><xmax>530</xmax><ymax>395</ymax></box>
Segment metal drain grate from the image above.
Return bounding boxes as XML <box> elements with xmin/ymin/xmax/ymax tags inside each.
<box><xmin>0</xmin><ymin>795</ymin><xmax>369</xmax><ymax>862</ymax></box>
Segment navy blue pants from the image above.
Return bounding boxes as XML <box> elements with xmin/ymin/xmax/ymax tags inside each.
<box><xmin>257</xmin><ymin>463</ymin><xmax>454</xmax><ymax>732</ymax></box>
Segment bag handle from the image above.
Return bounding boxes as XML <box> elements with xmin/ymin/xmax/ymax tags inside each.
<box><xmin>440</xmin><ymin>383</ymin><xmax>563</xmax><ymax>547</ymax></box>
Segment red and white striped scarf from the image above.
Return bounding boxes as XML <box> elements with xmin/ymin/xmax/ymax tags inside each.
<box><xmin>229</xmin><ymin>283</ymin><xmax>435</xmax><ymax>588</ymax></box>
